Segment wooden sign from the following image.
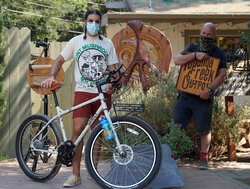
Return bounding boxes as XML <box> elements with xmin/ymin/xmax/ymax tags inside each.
<box><xmin>176</xmin><ymin>56</ymin><xmax>220</xmax><ymax>95</ymax></box>
<box><xmin>27</xmin><ymin>57</ymin><xmax>64</xmax><ymax>95</ymax></box>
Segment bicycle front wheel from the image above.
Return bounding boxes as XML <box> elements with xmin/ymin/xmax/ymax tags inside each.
<box><xmin>15</xmin><ymin>114</ymin><xmax>63</xmax><ymax>182</ymax></box>
<box><xmin>85</xmin><ymin>116</ymin><xmax>162</xmax><ymax>189</ymax></box>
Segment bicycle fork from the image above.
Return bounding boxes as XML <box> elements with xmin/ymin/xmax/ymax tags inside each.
<box><xmin>99</xmin><ymin>93</ymin><xmax>124</xmax><ymax>156</ymax></box>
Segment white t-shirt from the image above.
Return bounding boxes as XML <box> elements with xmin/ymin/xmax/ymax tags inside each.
<box><xmin>61</xmin><ymin>34</ymin><xmax>118</xmax><ymax>93</ymax></box>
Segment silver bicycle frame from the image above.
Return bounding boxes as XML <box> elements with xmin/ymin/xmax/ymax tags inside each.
<box><xmin>31</xmin><ymin>91</ymin><xmax>122</xmax><ymax>154</ymax></box>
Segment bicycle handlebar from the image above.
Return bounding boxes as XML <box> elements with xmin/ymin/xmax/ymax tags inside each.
<box><xmin>35</xmin><ymin>39</ymin><xmax>50</xmax><ymax>48</ymax></box>
<box><xmin>97</xmin><ymin>64</ymin><xmax>124</xmax><ymax>90</ymax></box>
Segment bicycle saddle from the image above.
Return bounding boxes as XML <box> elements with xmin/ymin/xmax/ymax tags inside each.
<box><xmin>31</xmin><ymin>81</ymin><xmax>64</xmax><ymax>91</ymax></box>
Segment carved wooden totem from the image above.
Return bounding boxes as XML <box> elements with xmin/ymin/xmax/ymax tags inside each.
<box><xmin>112</xmin><ymin>20</ymin><xmax>172</xmax><ymax>92</ymax></box>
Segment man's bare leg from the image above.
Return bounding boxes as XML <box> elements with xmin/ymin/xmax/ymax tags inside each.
<box><xmin>72</xmin><ymin>117</ymin><xmax>89</xmax><ymax>177</ymax></box>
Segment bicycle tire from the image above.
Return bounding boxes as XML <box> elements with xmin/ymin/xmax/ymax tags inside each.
<box><xmin>85</xmin><ymin>116</ymin><xmax>162</xmax><ymax>189</ymax></box>
<box><xmin>15</xmin><ymin>114</ymin><xmax>63</xmax><ymax>182</ymax></box>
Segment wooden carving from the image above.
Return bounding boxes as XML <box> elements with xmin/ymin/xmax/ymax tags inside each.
<box><xmin>27</xmin><ymin>57</ymin><xmax>64</xmax><ymax>95</ymax></box>
<box><xmin>112</xmin><ymin>20</ymin><xmax>172</xmax><ymax>91</ymax></box>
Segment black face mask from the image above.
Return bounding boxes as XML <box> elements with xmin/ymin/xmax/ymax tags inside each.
<box><xmin>200</xmin><ymin>35</ymin><xmax>215</xmax><ymax>49</ymax></box>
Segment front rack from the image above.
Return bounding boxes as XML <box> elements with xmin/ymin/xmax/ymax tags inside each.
<box><xmin>112</xmin><ymin>103</ymin><xmax>145</xmax><ymax>116</ymax></box>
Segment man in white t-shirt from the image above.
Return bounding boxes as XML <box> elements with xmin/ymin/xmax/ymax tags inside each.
<box><xmin>41</xmin><ymin>9</ymin><xmax>119</xmax><ymax>187</ymax></box>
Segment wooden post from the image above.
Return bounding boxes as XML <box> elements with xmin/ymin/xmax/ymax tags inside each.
<box><xmin>225</xmin><ymin>96</ymin><xmax>237</xmax><ymax>161</ymax></box>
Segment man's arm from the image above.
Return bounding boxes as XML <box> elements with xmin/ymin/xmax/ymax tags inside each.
<box><xmin>174</xmin><ymin>52</ymin><xmax>208</xmax><ymax>65</ymax></box>
<box><xmin>107</xmin><ymin>64</ymin><xmax>117</xmax><ymax>71</ymax></box>
<box><xmin>41</xmin><ymin>55</ymin><xmax>65</xmax><ymax>89</ymax></box>
<box><xmin>199</xmin><ymin>68</ymin><xmax>227</xmax><ymax>100</ymax></box>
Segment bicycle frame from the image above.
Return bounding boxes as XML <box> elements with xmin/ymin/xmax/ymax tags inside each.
<box><xmin>30</xmin><ymin>90</ymin><xmax>122</xmax><ymax>155</ymax></box>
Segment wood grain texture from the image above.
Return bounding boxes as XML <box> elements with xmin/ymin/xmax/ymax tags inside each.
<box><xmin>27</xmin><ymin>57</ymin><xmax>64</xmax><ymax>95</ymax></box>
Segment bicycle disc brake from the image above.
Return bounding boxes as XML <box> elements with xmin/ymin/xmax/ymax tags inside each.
<box><xmin>58</xmin><ymin>140</ymin><xmax>75</xmax><ymax>167</ymax></box>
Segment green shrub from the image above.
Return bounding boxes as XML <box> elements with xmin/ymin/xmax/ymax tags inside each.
<box><xmin>160</xmin><ymin>122</ymin><xmax>193</xmax><ymax>157</ymax></box>
<box><xmin>0</xmin><ymin>153</ymin><xmax>8</xmax><ymax>161</ymax></box>
<box><xmin>211</xmin><ymin>98</ymin><xmax>249</xmax><ymax>144</ymax></box>
<box><xmin>114</xmin><ymin>68</ymin><xmax>249</xmax><ymax>158</ymax></box>
<box><xmin>114</xmin><ymin>68</ymin><xmax>179</xmax><ymax>135</ymax></box>
<box><xmin>113</xmin><ymin>68</ymin><xmax>193</xmax><ymax>156</ymax></box>
<box><xmin>185</xmin><ymin>97</ymin><xmax>249</xmax><ymax>157</ymax></box>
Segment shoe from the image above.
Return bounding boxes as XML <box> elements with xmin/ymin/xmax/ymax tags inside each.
<box><xmin>63</xmin><ymin>175</ymin><xmax>81</xmax><ymax>187</ymax></box>
<box><xmin>171</xmin><ymin>153</ymin><xmax>180</xmax><ymax>162</ymax></box>
<box><xmin>199</xmin><ymin>159</ymin><xmax>209</xmax><ymax>170</ymax></box>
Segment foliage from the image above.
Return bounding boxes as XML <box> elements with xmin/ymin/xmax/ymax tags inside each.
<box><xmin>211</xmin><ymin>98</ymin><xmax>249</xmax><ymax>144</ymax></box>
<box><xmin>2</xmin><ymin>0</ymin><xmax>107</xmax><ymax>41</ymax></box>
<box><xmin>114</xmin><ymin>68</ymin><xmax>193</xmax><ymax>157</ymax></box>
<box><xmin>115</xmin><ymin>68</ymin><xmax>249</xmax><ymax>158</ymax></box>
<box><xmin>160</xmin><ymin>122</ymin><xmax>193</xmax><ymax>157</ymax></box>
<box><xmin>0</xmin><ymin>153</ymin><xmax>8</xmax><ymax>161</ymax></box>
<box><xmin>0</xmin><ymin>3</ymin><xmax>6</xmax><ymax>128</ymax></box>
<box><xmin>114</xmin><ymin>68</ymin><xmax>179</xmax><ymax>135</ymax></box>
<box><xmin>185</xmin><ymin>97</ymin><xmax>249</xmax><ymax>156</ymax></box>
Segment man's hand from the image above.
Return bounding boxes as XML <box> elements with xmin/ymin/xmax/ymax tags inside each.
<box><xmin>41</xmin><ymin>76</ymin><xmax>56</xmax><ymax>90</ymax></box>
<box><xmin>199</xmin><ymin>88</ymin><xmax>212</xmax><ymax>100</ymax></box>
<box><xmin>106</xmin><ymin>84</ymin><xmax>115</xmax><ymax>95</ymax></box>
<box><xmin>196</xmin><ymin>52</ymin><xmax>209</xmax><ymax>61</ymax></box>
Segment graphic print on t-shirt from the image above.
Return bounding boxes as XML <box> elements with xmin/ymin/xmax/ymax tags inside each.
<box><xmin>77</xmin><ymin>48</ymin><xmax>107</xmax><ymax>87</ymax></box>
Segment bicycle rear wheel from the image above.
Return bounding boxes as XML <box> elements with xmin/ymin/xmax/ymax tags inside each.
<box><xmin>15</xmin><ymin>114</ymin><xmax>63</xmax><ymax>182</ymax></box>
<box><xmin>85</xmin><ymin>116</ymin><xmax>161</xmax><ymax>189</ymax></box>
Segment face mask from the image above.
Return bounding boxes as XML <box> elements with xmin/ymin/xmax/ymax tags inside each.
<box><xmin>200</xmin><ymin>35</ymin><xmax>215</xmax><ymax>49</ymax></box>
<box><xmin>86</xmin><ymin>22</ymin><xmax>100</xmax><ymax>35</ymax></box>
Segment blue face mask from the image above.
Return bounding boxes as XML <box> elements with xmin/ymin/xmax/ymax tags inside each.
<box><xmin>87</xmin><ymin>22</ymin><xmax>100</xmax><ymax>35</ymax></box>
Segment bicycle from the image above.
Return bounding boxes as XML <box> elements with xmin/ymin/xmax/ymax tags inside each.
<box><xmin>15</xmin><ymin>64</ymin><xmax>162</xmax><ymax>189</ymax></box>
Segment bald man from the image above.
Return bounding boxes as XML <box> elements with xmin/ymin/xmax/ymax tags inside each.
<box><xmin>173</xmin><ymin>22</ymin><xmax>227</xmax><ymax>170</ymax></box>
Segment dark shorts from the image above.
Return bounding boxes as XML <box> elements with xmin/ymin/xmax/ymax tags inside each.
<box><xmin>73</xmin><ymin>92</ymin><xmax>112</xmax><ymax>119</ymax></box>
<box><xmin>173</xmin><ymin>94</ymin><xmax>213</xmax><ymax>134</ymax></box>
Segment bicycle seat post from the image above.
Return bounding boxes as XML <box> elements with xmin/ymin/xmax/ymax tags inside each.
<box><xmin>52</xmin><ymin>90</ymin><xmax>59</xmax><ymax>107</ymax></box>
<box><xmin>35</xmin><ymin>37</ymin><xmax>50</xmax><ymax>115</ymax></box>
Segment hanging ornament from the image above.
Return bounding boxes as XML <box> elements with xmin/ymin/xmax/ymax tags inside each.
<box><xmin>184</xmin><ymin>25</ymin><xmax>187</xmax><ymax>29</ymax></box>
<box><xmin>226</xmin><ymin>23</ymin><xmax>229</xmax><ymax>26</ymax></box>
<box><xmin>173</xmin><ymin>27</ymin><xmax>175</xmax><ymax>32</ymax></box>
<box><xmin>119</xmin><ymin>23</ymin><xmax>122</xmax><ymax>26</ymax></box>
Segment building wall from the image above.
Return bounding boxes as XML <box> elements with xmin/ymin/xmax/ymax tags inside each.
<box><xmin>106</xmin><ymin>21</ymin><xmax>248</xmax><ymax>63</ymax></box>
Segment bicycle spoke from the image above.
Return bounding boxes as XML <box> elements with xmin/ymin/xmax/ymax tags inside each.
<box><xmin>86</xmin><ymin>117</ymin><xmax>161</xmax><ymax>188</ymax></box>
<box><xmin>16</xmin><ymin>115</ymin><xmax>62</xmax><ymax>181</ymax></box>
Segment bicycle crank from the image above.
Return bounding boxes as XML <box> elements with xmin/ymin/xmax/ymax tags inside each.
<box><xmin>58</xmin><ymin>140</ymin><xmax>75</xmax><ymax>167</ymax></box>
